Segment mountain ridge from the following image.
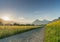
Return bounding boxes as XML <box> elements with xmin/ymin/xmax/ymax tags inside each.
<box><xmin>32</xmin><ymin>19</ymin><xmax>50</xmax><ymax>25</ymax></box>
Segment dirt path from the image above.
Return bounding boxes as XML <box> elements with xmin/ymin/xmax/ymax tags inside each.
<box><xmin>0</xmin><ymin>28</ymin><xmax>44</xmax><ymax>42</ymax></box>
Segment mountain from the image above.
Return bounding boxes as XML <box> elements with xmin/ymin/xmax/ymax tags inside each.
<box><xmin>50</xmin><ymin>17</ymin><xmax>60</xmax><ymax>23</ymax></box>
<box><xmin>32</xmin><ymin>19</ymin><xmax>50</xmax><ymax>25</ymax></box>
<box><xmin>0</xmin><ymin>18</ymin><xmax>13</xmax><ymax>25</ymax></box>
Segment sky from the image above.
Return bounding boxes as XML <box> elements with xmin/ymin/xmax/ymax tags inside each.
<box><xmin>0</xmin><ymin>0</ymin><xmax>60</xmax><ymax>23</ymax></box>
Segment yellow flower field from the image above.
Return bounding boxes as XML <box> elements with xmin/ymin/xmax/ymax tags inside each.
<box><xmin>0</xmin><ymin>26</ymin><xmax>40</xmax><ymax>39</ymax></box>
<box><xmin>45</xmin><ymin>20</ymin><xmax>60</xmax><ymax>42</ymax></box>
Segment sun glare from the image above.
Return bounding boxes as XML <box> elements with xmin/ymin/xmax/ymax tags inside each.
<box><xmin>1</xmin><ymin>16</ymin><xmax>11</xmax><ymax>21</ymax></box>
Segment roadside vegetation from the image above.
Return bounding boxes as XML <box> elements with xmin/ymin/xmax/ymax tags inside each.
<box><xmin>45</xmin><ymin>20</ymin><xmax>60</xmax><ymax>42</ymax></box>
<box><xmin>0</xmin><ymin>26</ymin><xmax>40</xmax><ymax>39</ymax></box>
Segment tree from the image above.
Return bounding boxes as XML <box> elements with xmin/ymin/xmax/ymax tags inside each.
<box><xmin>0</xmin><ymin>22</ymin><xmax>3</xmax><ymax>25</ymax></box>
<box><xmin>13</xmin><ymin>23</ymin><xmax>20</xmax><ymax>26</ymax></box>
<box><xmin>0</xmin><ymin>19</ymin><xmax>3</xmax><ymax>25</ymax></box>
<box><xmin>58</xmin><ymin>17</ymin><xmax>60</xmax><ymax>19</ymax></box>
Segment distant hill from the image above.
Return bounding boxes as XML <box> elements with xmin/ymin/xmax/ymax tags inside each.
<box><xmin>0</xmin><ymin>18</ymin><xmax>13</xmax><ymax>25</ymax></box>
<box><xmin>50</xmin><ymin>17</ymin><xmax>60</xmax><ymax>23</ymax></box>
<box><xmin>32</xmin><ymin>19</ymin><xmax>50</xmax><ymax>25</ymax></box>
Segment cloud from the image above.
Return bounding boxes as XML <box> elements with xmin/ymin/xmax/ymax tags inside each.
<box><xmin>15</xmin><ymin>17</ymin><xmax>33</xmax><ymax>24</ymax></box>
<box><xmin>39</xmin><ymin>16</ymin><xmax>56</xmax><ymax>21</ymax></box>
<box><xmin>18</xmin><ymin>17</ymin><xmax>25</xmax><ymax>20</ymax></box>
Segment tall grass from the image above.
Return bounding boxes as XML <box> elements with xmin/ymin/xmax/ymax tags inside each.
<box><xmin>45</xmin><ymin>20</ymin><xmax>60</xmax><ymax>42</ymax></box>
<box><xmin>0</xmin><ymin>26</ymin><xmax>40</xmax><ymax>39</ymax></box>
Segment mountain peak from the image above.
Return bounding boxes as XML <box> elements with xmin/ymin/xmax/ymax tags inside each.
<box><xmin>34</xmin><ymin>19</ymin><xmax>41</xmax><ymax>22</ymax></box>
<box><xmin>32</xmin><ymin>19</ymin><xmax>50</xmax><ymax>25</ymax></box>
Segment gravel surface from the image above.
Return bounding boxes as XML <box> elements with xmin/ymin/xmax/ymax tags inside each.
<box><xmin>0</xmin><ymin>28</ymin><xmax>44</xmax><ymax>42</ymax></box>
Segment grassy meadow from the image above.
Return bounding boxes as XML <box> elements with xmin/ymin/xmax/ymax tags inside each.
<box><xmin>0</xmin><ymin>26</ymin><xmax>40</xmax><ymax>39</ymax></box>
<box><xmin>45</xmin><ymin>20</ymin><xmax>60</xmax><ymax>42</ymax></box>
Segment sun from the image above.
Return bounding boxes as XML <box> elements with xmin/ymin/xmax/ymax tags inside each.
<box><xmin>1</xmin><ymin>16</ymin><xmax>11</xmax><ymax>21</ymax></box>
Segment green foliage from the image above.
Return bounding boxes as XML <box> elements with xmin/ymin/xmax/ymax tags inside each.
<box><xmin>0</xmin><ymin>26</ymin><xmax>40</xmax><ymax>39</ymax></box>
<box><xmin>45</xmin><ymin>20</ymin><xmax>60</xmax><ymax>42</ymax></box>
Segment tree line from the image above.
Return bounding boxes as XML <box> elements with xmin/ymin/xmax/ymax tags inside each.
<box><xmin>0</xmin><ymin>22</ymin><xmax>35</xmax><ymax>26</ymax></box>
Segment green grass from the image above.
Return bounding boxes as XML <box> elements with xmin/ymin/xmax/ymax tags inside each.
<box><xmin>45</xmin><ymin>20</ymin><xmax>60</xmax><ymax>42</ymax></box>
<box><xmin>0</xmin><ymin>26</ymin><xmax>40</xmax><ymax>39</ymax></box>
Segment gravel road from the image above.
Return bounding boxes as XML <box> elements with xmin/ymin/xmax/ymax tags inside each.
<box><xmin>0</xmin><ymin>28</ymin><xmax>44</xmax><ymax>42</ymax></box>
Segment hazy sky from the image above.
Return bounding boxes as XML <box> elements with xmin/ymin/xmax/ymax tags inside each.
<box><xmin>0</xmin><ymin>0</ymin><xmax>60</xmax><ymax>23</ymax></box>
